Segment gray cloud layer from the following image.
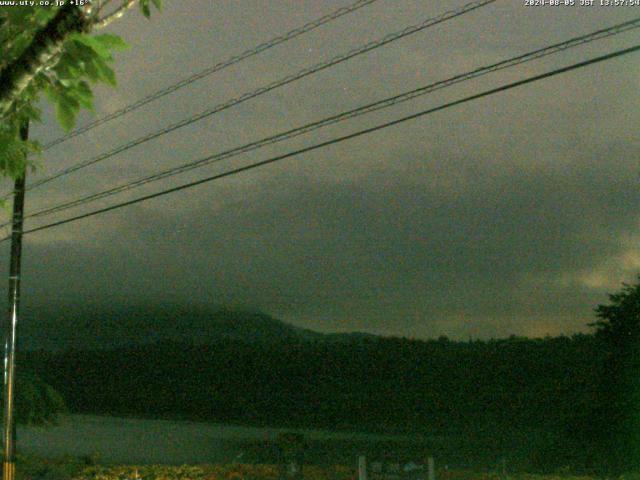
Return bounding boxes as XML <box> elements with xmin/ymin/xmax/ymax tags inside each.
<box><xmin>1</xmin><ymin>0</ymin><xmax>638</xmax><ymax>340</ymax></box>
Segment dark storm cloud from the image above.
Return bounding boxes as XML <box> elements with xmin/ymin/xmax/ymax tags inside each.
<box><xmin>17</xmin><ymin>135</ymin><xmax>639</xmax><ymax>339</ymax></box>
<box><xmin>1</xmin><ymin>0</ymin><xmax>638</xmax><ymax>340</ymax></box>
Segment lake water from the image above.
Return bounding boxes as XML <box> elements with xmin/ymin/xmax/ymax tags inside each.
<box><xmin>17</xmin><ymin>414</ymin><xmax>422</xmax><ymax>465</ymax></box>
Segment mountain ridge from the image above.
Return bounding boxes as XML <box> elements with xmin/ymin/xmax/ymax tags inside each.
<box><xmin>15</xmin><ymin>303</ymin><xmax>375</xmax><ymax>351</ymax></box>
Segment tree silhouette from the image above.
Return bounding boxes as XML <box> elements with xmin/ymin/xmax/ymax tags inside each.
<box><xmin>591</xmin><ymin>276</ymin><xmax>640</xmax><ymax>343</ymax></box>
<box><xmin>584</xmin><ymin>276</ymin><xmax>640</xmax><ymax>473</ymax></box>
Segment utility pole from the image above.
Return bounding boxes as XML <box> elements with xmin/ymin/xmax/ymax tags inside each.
<box><xmin>2</xmin><ymin>119</ymin><xmax>28</xmax><ymax>480</ymax></box>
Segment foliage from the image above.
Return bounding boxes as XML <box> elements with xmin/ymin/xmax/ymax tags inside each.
<box><xmin>0</xmin><ymin>0</ymin><xmax>161</xmax><ymax>424</ymax></box>
<box><xmin>23</xmin><ymin>334</ymin><xmax>603</xmax><ymax>473</ymax></box>
<box><xmin>0</xmin><ymin>370</ymin><xmax>67</xmax><ymax>426</ymax></box>
<box><xmin>66</xmin><ymin>463</ymin><xmax>638</xmax><ymax>480</ymax></box>
<box><xmin>9</xmin><ymin>456</ymin><xmax>640</xmax><ymax>480</ymax></box>
<box><xmin>591</xmin><ymin>275</ymin><xmax>640</xmax><ymax>343</ymax></box>
<box><xmin>0</xmin><ymin>1</ymin><xmax>162</xmax><ymax>179</ymax></box>
<box><xmin>73</xmin><ymin>464</ymin><xmax>355</xmax><ymax>480</ymax></box>
<box><xmin>17</xmin><ymin>279</ymin><xmax>640</xmax><ymax>473</ymax></box>
<box><xmin>577</xmin><ymin>276</ymin><xmax>640</xmax><ymax>474</ymax></box>
<box><xmin>437</xmin><ymin>473</ymin><xmax>602</xmax><ymax>480</ymax></box>
<box><xmin>15</xmin><ymin>453</ymin><xmax>87</xmax><ymax>480</ymax></box>
<box><xmin>0</xmin><ymin>117</ymin><xmax>40</xmax><ymax>178</ymax></box>
<box><xmin>43</xmin><ymin>32</ymin><xmax>129</xmax><ymax>130</ymax></box>
<box><xmin>140</xmin><ymin>0</ymin><xmax>163</xmax><ymax>18</ymax></box>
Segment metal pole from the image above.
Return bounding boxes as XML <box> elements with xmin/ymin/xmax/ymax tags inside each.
<box><xmin>2</xmin><ymin>119</ymin><xmax>28</xmax><ymax>480</ymax></box>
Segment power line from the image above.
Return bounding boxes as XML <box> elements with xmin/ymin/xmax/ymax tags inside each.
<box><xmin>17</xmin><ymin>17</ymin><xmax>640</xmax><ymax>223</ymax></box>
<box><xmin>22</xmin><ymin>0</ymin><xmax>496</xmax><ymax>195</ymax></box>
<box><xmin>41</xmin><ymin>0</ymin><xmax>383</xmax><ymax>150</ymax></box>
<box><xmin>7</xmin><ymin>43</ymin><xmax>638</xmax><ymax>242</ymax></box>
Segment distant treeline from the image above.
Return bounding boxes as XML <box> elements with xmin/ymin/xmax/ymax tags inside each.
<box><xmin>20</xmin><ymin>332</ymin><xmax>630</xmax><ymax>473</ymax></box>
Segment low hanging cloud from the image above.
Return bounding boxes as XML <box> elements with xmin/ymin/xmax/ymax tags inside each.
<box><xmin>0</xmin><ymin>0</ymin><xmax>637</xmax><ymax>340</ymax></box>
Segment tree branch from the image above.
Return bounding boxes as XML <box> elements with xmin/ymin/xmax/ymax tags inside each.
<box><xmin>0</xmin><ymin>4</ymin><xmax>90</xmax><ymax>120</ymax></box>
<box><xmin>94</xmin><ymin>0</ymin><xmax>138</xmax><ymax>30</ymax></box>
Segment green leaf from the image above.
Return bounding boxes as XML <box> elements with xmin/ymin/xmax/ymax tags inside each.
<box><xmin>56</xmin><ymin>95</ymin><xmax>80</xmax><ymax>131</ymax></box>
<box><xmin>92</xmin><ymin>34</ymin><xmax>129</xmax><ymax>52</ymax></box>
<box><xmin>19</xmin><ymin>103</ymin><xmax>42</xmax><ymax>123</ymax></box>
<box><xmin>92</xmin><ymin>57</ymin><xmax>117</xmax><ymax>87</ymax></box>
<box><xmin>83</xmin><ymin>60</ymin><xmax>101</xmax><ymax>83</ymax></box>
<box><xmin>5</xmin><ymin>7</ymin><xmax>35</xmax><ymax>29</ymax></box>
<box><xmin>70</xmin><ymin>42</ymin><xmax>106</xmax><ymax>83</ymax></box>
<box><xmin>140</xmin><ymin>0</ymin><xmax>151</xmax><ymax>18</ymax></box>
<box><xmin>152</xmin><ymin>0</ymin><xmax>163</xmax><ymax>11</ymax></box>
<box><xmin>5</xmin><ymin>32</ymin><xmax>33</xmax><ymax>63</ymax></box>
<box><xmin>70</xmin><ymin>33</ymin><xmax>112</xmax><ymax>61</ymax></box>
<box><xmin>0</xmin><ymin>131</ymin><xmax>30</xmax><ymax>179</ymax></box>
<box><xmin>68</xmin><ymin>81</ymin><xmax>94</xmax><ymax>110</ymax></box>
<box><xmin>43</xmin><ymin>84</ymin><xmax>59</xmax><ymax>105</ymax></box>
<box><xmin>68</xmin><ymin>41</ymin><xmax>118</xmax><ymax>87</ymax></box>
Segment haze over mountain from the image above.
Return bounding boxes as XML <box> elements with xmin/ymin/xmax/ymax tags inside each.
<box><xmin>15</xmin><ymin>304</ymin><xmax>376</xmax><ymax>351</ymax></box>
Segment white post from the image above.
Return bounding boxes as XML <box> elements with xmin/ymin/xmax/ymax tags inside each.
<box><xmin>358</xmin><ymin>455</ymin><xmax>367</xmax><ymax>480</ymax></box>
<box><xmin>427</xmin><ymin>457</ymin><xmax>435</xmax><ymax>480</ymax></box>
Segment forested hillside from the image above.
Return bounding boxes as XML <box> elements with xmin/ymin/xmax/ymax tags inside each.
<box><xmin>22</xmin><ymin>333</ymin><xmax>612</xmax><ymax>472</ymax></box>
<box><xmin>17</xmin><ymin>277</ymin><xmax>640</xmax><ymax>474</ymax></box>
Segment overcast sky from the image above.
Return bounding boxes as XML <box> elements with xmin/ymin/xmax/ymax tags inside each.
<box><xmin>1</xmin><ymin>0</ymin><xmax>638</xmax><ymax>340</ymax></box>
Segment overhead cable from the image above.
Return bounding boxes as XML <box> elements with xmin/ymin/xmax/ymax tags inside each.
<box><xmin>23</xmin><ymin>0</ymin><xmax>496</xmax><ymax>195</ymax></box>
<box><xmin>18</xmin><ymin>17</ymin><xmax>640</xmax><ymax>223</ymax></box>
<box><xmin>7</xmin><ymin>43</ymin><xmax>638</xmax><ymax>241</ymax></box>
<box><xmin>42</xmin><ymin>0</ymin><xmax>383</xmax><ymax>150</ymax></box>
